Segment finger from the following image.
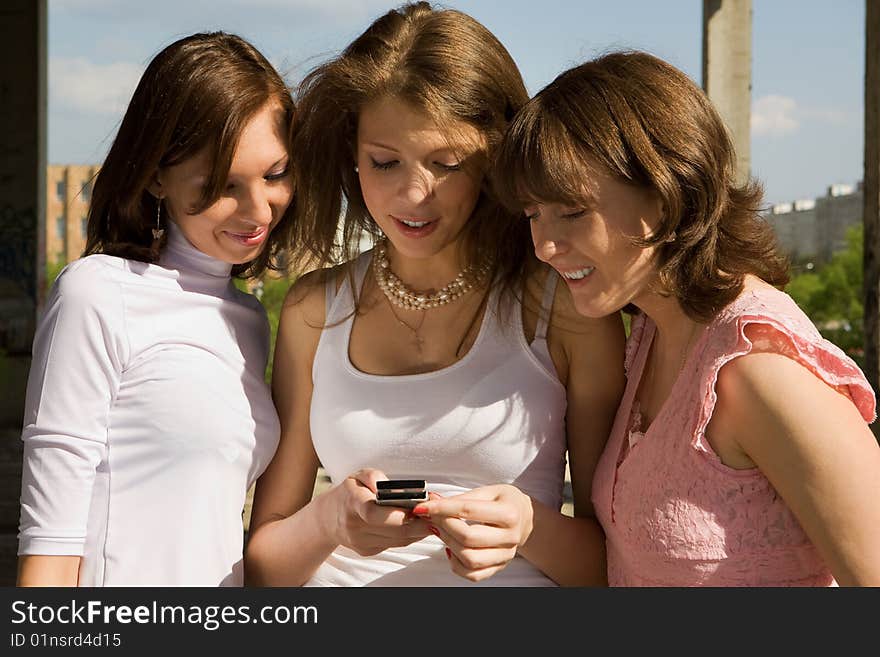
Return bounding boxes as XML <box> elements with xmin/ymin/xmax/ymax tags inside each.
<box><xmin>349</xmin><ymin>468</ymin><xmax>390</xmax><ymax>493</ymax></box>
<box><xmin>415</xmin><ymin>498</ymin><xmax>519</xmax><ymax>527</ymax></box>
<box><xmin>362</xmin><ymin>499</ymin><xmax>432</xmax><ymax>526</ymax></box>
<box><xmin>439</xmin><ymin>485</ymin><xmax>506</xmax><ymax>502</ymax></box>
<box><xmin>445</xmin><ymin>547</ymin><xmax>513</xmax><ymax>582</ymax></box>
<box><xmin>432</xmin><ymin>518</ymin><xmax>517</xmax><ymax>550</ymax></box>
<box><xmin>454</xmin><ymin>546</ymin><xmax>517</xmax><ymax>571</ymax></box>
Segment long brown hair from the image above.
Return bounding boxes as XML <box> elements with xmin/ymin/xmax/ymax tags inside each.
<box><xmin>84</xmin><ymin>31</ymin><xmax>295</xmax><ymax>278</ymax></box>
<box><xmin>494</xmin><ymin>50</ymin><xmax>790</xmax><ymax>322</ymax></box>
<box><xmin>283</xmin><ymin>1</ymin><xmax>532</xmax><ymax>298</ymax></box>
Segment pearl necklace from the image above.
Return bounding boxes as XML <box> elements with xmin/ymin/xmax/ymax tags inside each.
<box><xmin>373</xmin><ymin>239</ymin><xmax>492</xmax><ymax>310</ymax></box>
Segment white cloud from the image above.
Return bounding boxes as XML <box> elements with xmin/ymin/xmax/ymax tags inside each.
<box><xmin>50</xmin><ymin>56</ymin><xmax>143</xmax><ymax>116</ymax></box>
<box><xmin>752</xmin><ymin>94</ymin><xmax>799</xmax><ymax>137</ymax></box>
<box><xmin>752</xmin><ymin>94</ymin><xmax>854</xmax><ymax>138</ymax></box>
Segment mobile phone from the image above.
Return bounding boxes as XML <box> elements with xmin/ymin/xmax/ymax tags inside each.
<box><xmin>375</xmin><ymin>479</ymin><xmax>428</xmax><ymax>507</ymax></box>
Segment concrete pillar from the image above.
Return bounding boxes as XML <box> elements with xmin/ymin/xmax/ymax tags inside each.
<box><xmin>702</xmin><ymin>0</ymin><xmax>752</xmax><ymax>185</ymax></box>
<box><xmin>864</xmin><ymin>0</ymin><xmax>880</xmax><ymax>433</ymax></box>
<box><xmin>0</xmin><ymin>0</ymin><xmax>47</xmax><ymax>584</ymax></box>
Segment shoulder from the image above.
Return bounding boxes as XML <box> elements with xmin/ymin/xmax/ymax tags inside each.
<box><xmin>710</xmin><ymin>348</ymin><xmax>873</xmax><ymax>467</ymax></box>
<box><xmin>705</xmin><ymin>282</ymin><xmax>875</xmax><ymax>422</ymax></box>
<box><xmin>278</xmin><ymin>260</ymin><xmax>357</xmax><ymax>336</ymax></box>
<box><xmin>272</xmin><ymin>264</ymin><xmax>350</xmax><ymax>381</ymax></box>
<box><xmin>533</xmin><ymin>267</ymin><xmax>625</xmax><ymax>353</ymax></box>
<box><xmin>53</xmin><ymin>255</ymin><xmax>126</xmax><ymax>292</ymax></box>
<box><xmin>524</xmin><ymin>265</ymin><xmax>626</xmax><ymax>386</ymax></box>
<box><xmin>47</xmin><ymin>255</ymin><xmax>129</xmax><ymax>316</ymax></box>
<box><xmin>283</xmin><ymin>264</ymin><xmax>340</xmax><ymax>316</ymax></box>
<box><xmin>713</xmin><ymin>280</ymin><xmax>821</xmax><ymax>343</ymax></box>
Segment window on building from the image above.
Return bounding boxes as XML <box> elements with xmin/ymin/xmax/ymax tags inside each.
<box><xmin>56</xmin><ymin>180</ymin><xmax>65</xmax><ymax>201</ymax></box>
<box><xmin>81</xmin><ymin>217</ymin><xmax>88</xmax><ymax>239</ymax></box>
<box><xmin>56</xmin><ymin>216</ymin><xmax>66</xmax><ymax>239</ymax></box>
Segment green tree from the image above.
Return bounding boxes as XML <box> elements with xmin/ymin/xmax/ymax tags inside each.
<box><xmin>786</xmin><ymin>225</ymin><xmax>864</xmax><ymax>366</ymax></box>
<box><xmin>235</xmin><ymin>274</ymin><xmax>296</xmax><ymax>382</ymax></box>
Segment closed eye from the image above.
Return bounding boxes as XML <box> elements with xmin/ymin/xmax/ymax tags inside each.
<box><xmin>370</xmin><ymin>157</ymin><xmax>397</xmax><ymax>171</ymax></box>
<box><xmin>435</xmin><ymin>162</ymin><xmax>462</xmax><ymax>172</ymax></box>
<box><xmin>561</xmin><ymin>209</ymin><xmax>586</xmax><ymax>220</ymax></box>
<box><xmin>265</xmin><ymin>166</ymin><xmax>290</xmax><ymax>182</ymax></box>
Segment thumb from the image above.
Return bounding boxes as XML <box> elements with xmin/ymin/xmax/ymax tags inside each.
<box><xmin>349</xmin><ymin>468</ymin><xmax>389</xmax><ymax>494</ymax></box>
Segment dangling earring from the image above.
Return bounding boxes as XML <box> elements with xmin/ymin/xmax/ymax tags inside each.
<box><xmin>152</xmin><ymin>198</ymin><xmax>165</xmax><ymax>241</ymax></box>
<box><xmin>150</xmin><ymin>196</ymin><xmax>165</xmax><ymax>260</ymax></box>
<box><xmin>354</xmin><ymin>165</ymin><xmax>359</xmax><ymax>173</ymax></box>
<box><xmin>665</xmin><ymin>230</ymin><xmax>677</xmax><ymax>243</ymax></box>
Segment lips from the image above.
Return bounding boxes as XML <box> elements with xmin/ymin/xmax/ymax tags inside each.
<box><xmin>224</xmin><ymin>226</ymin><xmax>268</xmax><ymax>247</ymax></box>
<box><xmin>391</xmin><ymin>215</ymin><xmax>438</xmax><ymax>239</ymax></box>
<box><xmin>556</xmin><ymin>265</ymin><xmax>596</xmax><ymax>285</ymax></box>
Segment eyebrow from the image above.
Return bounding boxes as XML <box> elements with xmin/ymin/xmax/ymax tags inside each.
<box><xmin>364</xmin><ymin>141</ymin><xmax>400</xmax><ymax>153</ymax></box>
<box><xmin>363</xmin><ymin>141</ymin><xmax>462</xmax><ymax>157</ymax></box>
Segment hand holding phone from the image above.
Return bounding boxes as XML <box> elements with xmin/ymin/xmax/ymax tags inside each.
<box><xmin>375</xmin><ymin>479</ymin><xmax>428</xmax><ymax>508</ymax></box>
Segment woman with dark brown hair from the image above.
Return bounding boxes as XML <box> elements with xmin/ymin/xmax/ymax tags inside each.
<box><xmin>17</xmin><ymin>31</ymin><xmax>294</xmax><ymax>586</ymax></box>
<box><xmin>494</xmin><ymin>50</ymin><xmax>880</xmax><ymax>586</ymax></box>
<box><xmin>245</xmin><ymin>2</ymin><xmax>625</xmax><ymax>586</ymax></box>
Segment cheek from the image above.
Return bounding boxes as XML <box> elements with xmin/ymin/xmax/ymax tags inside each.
<box><xmin>272</xmin><ymin>181</ymin><xmax>295</xmax><ymax>212</ymax></box>
<box><xmin>439</xmin><ymin>176</ymin><xmax>481</xmax><ymax>215</ymax></box>
<box><xmin>183</xmin><ymin>203</ymin><xmax>233</xmax><ymax>236</ymax></box>
<box><xmin>358</xmin><ymin>173</ymin><xmax>387</xmax><ymax>215</ymax></box>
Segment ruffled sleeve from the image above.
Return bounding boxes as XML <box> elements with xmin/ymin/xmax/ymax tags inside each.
<box><xmin>694</xmin><ymin>291</ymin><xmax>876</xmax><ymax>447</ymax></box>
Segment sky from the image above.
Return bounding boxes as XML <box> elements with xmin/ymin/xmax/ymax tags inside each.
<box><xmin>48</xmin><ymin>0</ymin><xmax>866</xmax><ymax>206</ymax></box>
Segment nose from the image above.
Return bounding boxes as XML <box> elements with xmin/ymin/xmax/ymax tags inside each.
<box><xmin>239</xmin><ymin>183</ymin><xmax>274</xmax><ymax>227</ymax></box>
<box><xmin>531</xmin><ymin>220</ymin><xmax>568</xmax><ymax>262</ymax></box>
<box><xmin>398</xmin><ymin>166</ymin><xmax>434</xmax><ymax>205</ymax></box>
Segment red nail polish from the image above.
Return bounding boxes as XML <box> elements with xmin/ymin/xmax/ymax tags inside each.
<box><xmin>412</xmin><ymin>505</ymin><xmax>429</xmax><ymax>517</ymax></box>
<box><xmin>445</xmin><ymin>547</ymin><xmax>452</xmax><ymax>560</ymax></box>
<box><xmin>429</xmin><ymin>525</ymin><xmax>440</xmax><ymax>537</ymax></box>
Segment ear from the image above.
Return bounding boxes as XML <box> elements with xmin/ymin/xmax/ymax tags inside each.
<box><xmin>147</xmin><ymin>170</ymin><xmax>164</xmax><ymax>199</ymax></box>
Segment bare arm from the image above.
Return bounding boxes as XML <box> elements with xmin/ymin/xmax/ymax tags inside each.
<box><xmin>245</xmin><ymin>270</ymin><xmax>342</xmax><ymax>586</ymax></box>
<box><xmin>17</xmin><ymin>555</ymin><xmax>81</xmax><ymax>587</ymax></box>
<box><xmin>709</xmin><ymin>349</ymin><xmax>880</xmax><ymax>586</ymax></box>
<box><xmin>517</xmin><ymin>282</ymin><xmax>626</xmax><ymax>585</ymax></box>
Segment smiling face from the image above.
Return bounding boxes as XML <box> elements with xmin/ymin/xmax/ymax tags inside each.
<box><xmin>355</xmin><ymin>96</ymin><xmax>484</xmax><ymax>262</ymax></box>
<box><xmin>151</xmin><ymin>101</ymin><xmax>293</xmax><ymax>265</ymax></box>
<box><xmin>525</xmin><ymin>164</ymin><xmax>664</xmax><ymax>318</ymax></box>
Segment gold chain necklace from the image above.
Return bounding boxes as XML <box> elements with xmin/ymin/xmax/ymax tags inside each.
<box><xmin>373</xmin><ymin>238</ymin><xmax>492</xmax><ymax>310</ymax></box>
<box><xmin>385</xmin><ymin>297</ymin><xmax>428</xmax><ymax>355</ymax></box>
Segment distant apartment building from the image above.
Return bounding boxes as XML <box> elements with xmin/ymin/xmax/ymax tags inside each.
<box><xmin>46</xmin><ymin>164</ymin><xmax>99</xmax><ymax>264</ymax></box>
<box><xmin>764</xmin><ymin>182</ymin><xmax>863</xmax><ymax>263</ymax></box>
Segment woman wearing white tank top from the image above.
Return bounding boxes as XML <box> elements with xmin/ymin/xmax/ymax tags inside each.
<box><xmin>245</xmin><ymin>2</ymin><xmax>626</xmax><ymax>586</ymax></box>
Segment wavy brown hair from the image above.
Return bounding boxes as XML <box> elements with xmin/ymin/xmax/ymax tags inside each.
<box><xmin>493</xmin><ymin>50</ymin><xmax>790</xmax><ymax>322</ymax></box>
<box><xmin>283</xmin><ymin>1</ymin><xmax>532</xmax><ymax>297</ymax></box>
<box><xmin>84</xmin><ymin>31</ymin><xmax>295</xmax><ymax>278</ymax></box>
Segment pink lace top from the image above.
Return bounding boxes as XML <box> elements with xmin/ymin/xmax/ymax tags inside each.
<box><xmin>591</xmin><ymin>286</ymin><xmax>876</xmax><ymax>586</ymax></box>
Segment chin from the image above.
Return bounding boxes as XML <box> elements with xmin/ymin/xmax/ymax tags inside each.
<box><xmin>386</xmin><ymin>238</ymin><xmax>445</xmax><ymax>260</ymax></box>
<box><xmin>572</xmin><ymin>297</ymin><xmax>620</xmax><ymax>319</ymax></box>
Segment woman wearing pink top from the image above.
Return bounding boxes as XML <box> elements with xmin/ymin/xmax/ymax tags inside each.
<box><xmin>491</xmin><ymin>50</ymin><xmax>880</xmax><ymax>586</ymax></box>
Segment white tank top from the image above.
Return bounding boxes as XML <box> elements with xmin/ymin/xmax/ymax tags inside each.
<box><xmin>308</xmin><ymin>250</ymin><xmax>567</xmax><ymax>586</ymax></box>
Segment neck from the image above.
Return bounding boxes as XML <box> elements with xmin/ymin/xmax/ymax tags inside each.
<box><xmin>382</xmin><ymin>239</ymin><xmax>473</xmax><ymax>292</ymax></box>
<box><xmin>160</xmin><ymin>221</ymin><xmax>233</xmax><ymax>280</ymax></box>
<box><xmin>633</xmin><ymin>288</ymin><xmax>701</xmax><ymax>356</ymax></box>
